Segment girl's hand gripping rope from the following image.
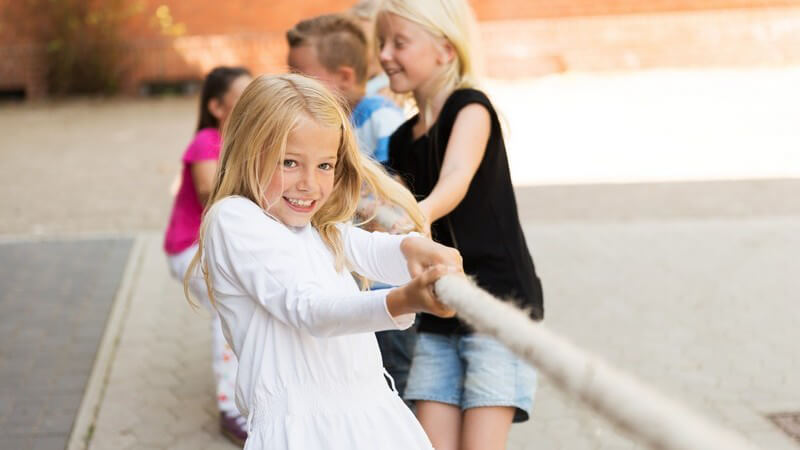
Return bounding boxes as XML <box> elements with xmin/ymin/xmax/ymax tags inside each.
<box><xmin>356</xmin><ymin>191</ymin><xmax>415</xmax><ymax>234</ymax></box>
<box><xmin>387</xmin><ymin>265</ymin><xmax>458</xmax><ymax>319</ymax></box>
<box><xmin>386</xmin><ymin>236</ymin><xmax>463</xmax><ymax>318</ymax></box>
<box><xmin>399</xmin><ymin>236</ymin><xmax>462</xmax><ymax>278</ymax></box>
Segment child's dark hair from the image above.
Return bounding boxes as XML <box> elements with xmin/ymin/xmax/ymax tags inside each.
<box><xmin>196</xmin><ymin>66</ymin><xmax>252</xmax><ymax>131</ymax></box>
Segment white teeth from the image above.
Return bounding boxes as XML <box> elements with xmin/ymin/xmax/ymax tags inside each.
<box><xmin>286</xmin><ymin>198</ymin><xmax>313</xmax><ymax>207</ymax></box>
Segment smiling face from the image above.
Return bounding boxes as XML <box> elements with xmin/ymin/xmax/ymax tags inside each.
<box><xmin>263</xmin><ymin>114</ymin><xmax>340</xmax><ymax>227</ymax></box>
<box><xmin>376</xmin><ymin>12</ymin><xmax>449</xmax><ymax>95</ymax></box>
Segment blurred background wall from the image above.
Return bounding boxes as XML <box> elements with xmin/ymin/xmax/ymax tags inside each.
<box><xmin>2</xmin><ymin>0</ymin><xmax>800</xmax><ymax>99</ymax></box>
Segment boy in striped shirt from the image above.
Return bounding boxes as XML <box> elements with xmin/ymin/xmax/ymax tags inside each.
<box><xmin>287</xmin><ymin>13</ymin><xmax>404</xmax><ymax>164</ymax></box>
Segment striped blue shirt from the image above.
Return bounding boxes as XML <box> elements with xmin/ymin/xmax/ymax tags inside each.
<box><xmin>351</xmin><ymin>95</ymin><xmax>405</xmax><ymax>163</ymax></box>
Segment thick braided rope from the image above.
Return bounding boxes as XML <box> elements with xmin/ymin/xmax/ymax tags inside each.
<box><xmin>433</xmin><ymin>274</ymin><xmax>758</xmax><ymax>450</ymax></box>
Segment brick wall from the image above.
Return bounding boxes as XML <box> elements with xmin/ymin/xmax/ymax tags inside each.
<box><xmin>3</xmin><ymin>0</ymin><xmax>800</xmax><ymax>98</ymax></box>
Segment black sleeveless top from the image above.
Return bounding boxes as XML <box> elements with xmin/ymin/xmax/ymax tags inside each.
<box><xmin>388</xmin><ymin>88</ymin><xmax>544</xmax><ymax>335</ymax></box>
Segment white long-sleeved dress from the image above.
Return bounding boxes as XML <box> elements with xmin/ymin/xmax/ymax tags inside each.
<box><xmin>202</xmin><ymin>196</ymin><xmax>433</xmax><ymax>449</ymax></box>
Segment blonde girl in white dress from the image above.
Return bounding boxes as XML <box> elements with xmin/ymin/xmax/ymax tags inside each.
<box><xmin>185</xmin><ymin>73</ymin><xmax>462</xmax><ymax>449</ymax></box>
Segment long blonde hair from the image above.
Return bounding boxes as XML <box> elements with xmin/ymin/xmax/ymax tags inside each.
<box><xmin>377</xmin><ymin>0</ymin><xmax>482</xmax><ymax>123</ymax></box>
<box><xmin>184</xmin><ymin>74</ymin><xmax>425</xmax><ymax>306</ymax></box>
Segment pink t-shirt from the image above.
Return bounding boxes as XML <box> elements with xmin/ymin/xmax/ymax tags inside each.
<box><xmin>164</xmin><ymin>128</ymin><xmax>222</xmax><ymax>254</ymax></box>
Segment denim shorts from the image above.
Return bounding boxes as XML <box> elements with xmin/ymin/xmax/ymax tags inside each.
<box><xmin>404</xmin><ymin>332</ymin><xmax>537</xmax><ymax>423</ymax></box>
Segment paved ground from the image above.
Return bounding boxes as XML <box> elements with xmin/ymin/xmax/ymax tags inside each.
<box><xmin>1</xmin><ymin>68</ymin><xmax>799</xmax><ymax>449</ymax></box>
<box><xmin>0</xmin><ymin>239</ymin><xmax>132</xmax><ymax>450</ymax></box>
<box><xmin>509</xmin><ymin>218</ymin><xmax>800</xmax><ymax>449</ymax></box>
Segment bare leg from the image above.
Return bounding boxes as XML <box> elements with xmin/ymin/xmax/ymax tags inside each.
<box><xmin>416</xmin><ymin>400</ymin><xmax>462</xmax><ymax>450</ymax></box>
<box><xmin>460</xmin><ymin>406</ymin><xmax>515</xmax><ymax>450</ymax></box>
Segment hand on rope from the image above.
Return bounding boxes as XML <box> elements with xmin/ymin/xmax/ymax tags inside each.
<box><xmin>355</xmin><ymin>190</ymin><xmax>415</xmax><ymax>234</ymax></box>
<box><xmin>400</xmin><ymin>235</ymin><xmax>462</xmax><ymax>278</ymax></box>
<box><xmin>386</xmin><ymin>236</ymin><xmax>463</xmax><ymax>319</ymax></box>
<box><xmin>386</xmin><ymin>265</ymin><xmax>458</xmax><ymax>319</ymax></box>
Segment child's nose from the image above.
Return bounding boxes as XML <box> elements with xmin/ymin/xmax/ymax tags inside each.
<box><xmin>297</xmin><ymin>167</ymin><xmax>318</xmax><ymax>191</ymax></box>
<box><xmin>378</xmin><ymin>45</ymin><xmax>392</xmax><ymax>63</ymax></box>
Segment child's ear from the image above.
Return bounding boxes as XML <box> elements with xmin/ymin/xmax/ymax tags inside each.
<box><xmin>336</xmin><ymin>66</ymin><xmax>357</xmax><ymax>86</ymax></box>
<box><xmin>208</xmin><ymin>97</ymin><xmax>224</xmax><ymax>121</ymax></box>
<box><xmin>437</xmin><ymin>40</ymin><xmax>456</xmax><ymax>65</ymax></box>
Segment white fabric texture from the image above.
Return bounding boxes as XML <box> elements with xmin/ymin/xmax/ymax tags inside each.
<box><xmin>202</xmin><ymin>196</ymin><xmax>432</xmax><ymax>449</ymax></box>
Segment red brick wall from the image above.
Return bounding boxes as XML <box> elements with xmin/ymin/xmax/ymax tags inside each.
<box><xmin>0</xmin><ymin>0</ymin><xmax>357</xmax><ymax>97</ymax></box>
<box><xmin>0</xmin><ymin>2</ymin><xmax>46</xmax><ymax>97</ymax></box>
<box><xmin>3</xmin><ymin>0</ymin><xmax>800</xmax><ymax>98</ymax></box>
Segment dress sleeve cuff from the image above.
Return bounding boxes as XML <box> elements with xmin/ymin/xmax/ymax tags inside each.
<box><xmin>379</xmin><ymin>290</ymin><xmax>415</xmax><ymax>330</ymax></box>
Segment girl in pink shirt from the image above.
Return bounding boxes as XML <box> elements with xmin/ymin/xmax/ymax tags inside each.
<box><xmin>163</xmin><ymin>66</ymin><xmax>252</xmax><ymax>446</ymax></box>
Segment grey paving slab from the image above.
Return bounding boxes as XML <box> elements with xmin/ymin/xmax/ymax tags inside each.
<box><xmin>508</xmin><ymin>218</ymin><xmax>800</xmax><ymax>449</ymax></box>
<box><xmin>0</xmin><ymin>239</ymin><xmax>132</xmax><ymax>450</ymax></box>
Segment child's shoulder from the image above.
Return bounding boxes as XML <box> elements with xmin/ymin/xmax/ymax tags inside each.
<box><xmin>183</xmin><ymin>127</ymin><xmax>222</xmax><ymax>162</ymax></box>
<box><xmin>445</xmin><ymin>88</ymin><xmax>493</xmax><ymax>111</ymax></box>
<box><xmin>204</xmin><ymin>197</ymin><xmax>302</xmax><ymax>265</ymax></box>
<box><xmin>437</xmin><ymin>88</ymin><xmax>497</xmax><ymax>129</ymax></box>
<box><xmin>450</xmin><ymin>87</ymin><xmax>487</xmax><ymax>98</ymax></box>
<box><xmin>206</xmin><ymin>196</ymin><xmax>288</xmax><ymax>237</ymax></box>
<box><xmin>211</xmin><ymin>195</ymin><xmax>258</xmax><ymax>214</ymax></box>
<box><xmin>195</xmin><ymin>127</ymin><xmax>221</xmax><ymax>140</ymax></box>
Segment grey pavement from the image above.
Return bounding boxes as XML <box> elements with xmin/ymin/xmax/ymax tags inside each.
<box><xmin>0</xmin><ymin>239</ymin><xmax>132</xmax><ymax>450</ymax></box>
<box><xmin>508</xmin><ymin>217</ymin><xmax>800</xmax><ymax>449</ymax></box>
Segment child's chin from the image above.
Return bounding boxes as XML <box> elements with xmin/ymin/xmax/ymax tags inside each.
<box><xmin>389</xmin><ymin>83</ymin><xmax>411</xmax><ymax>94</ymax></box>
<box><xmin>285</xmin><ymin>217</ymin><xmax>311</xmax><ymax>227</ymax></box>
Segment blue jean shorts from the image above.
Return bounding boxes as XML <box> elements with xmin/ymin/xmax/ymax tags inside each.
<box><xmin>404</xmin><ymin>332</ymin><xmax>537</xmax><ymax>423</ymax></box>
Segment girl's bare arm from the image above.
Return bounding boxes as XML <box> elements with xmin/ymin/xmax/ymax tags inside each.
<box><xmin>418</xmin><ymin>104</ymin><xmax>490</xmax><ymax>224</ymax></box>
<box><xmin>190</xmin><ymin>160</ymin><xmax>218</xmax><ymax>205</ymax></box>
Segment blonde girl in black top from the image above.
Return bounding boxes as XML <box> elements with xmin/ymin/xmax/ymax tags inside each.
<box><xmin>376</xmin><ymin>1</ymin><xmax>544</xmax><ymax>449</ymax></box>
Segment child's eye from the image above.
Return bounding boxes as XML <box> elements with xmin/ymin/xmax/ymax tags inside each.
<box><xmin>319</xmin><ymin>162</ymin><xmax>334</xmax><ymax>170</ymax></box>
<box><xmin>283</xmin><ymin>160</ymin><xmax>297</xmax><ymax>168</ymax></box>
